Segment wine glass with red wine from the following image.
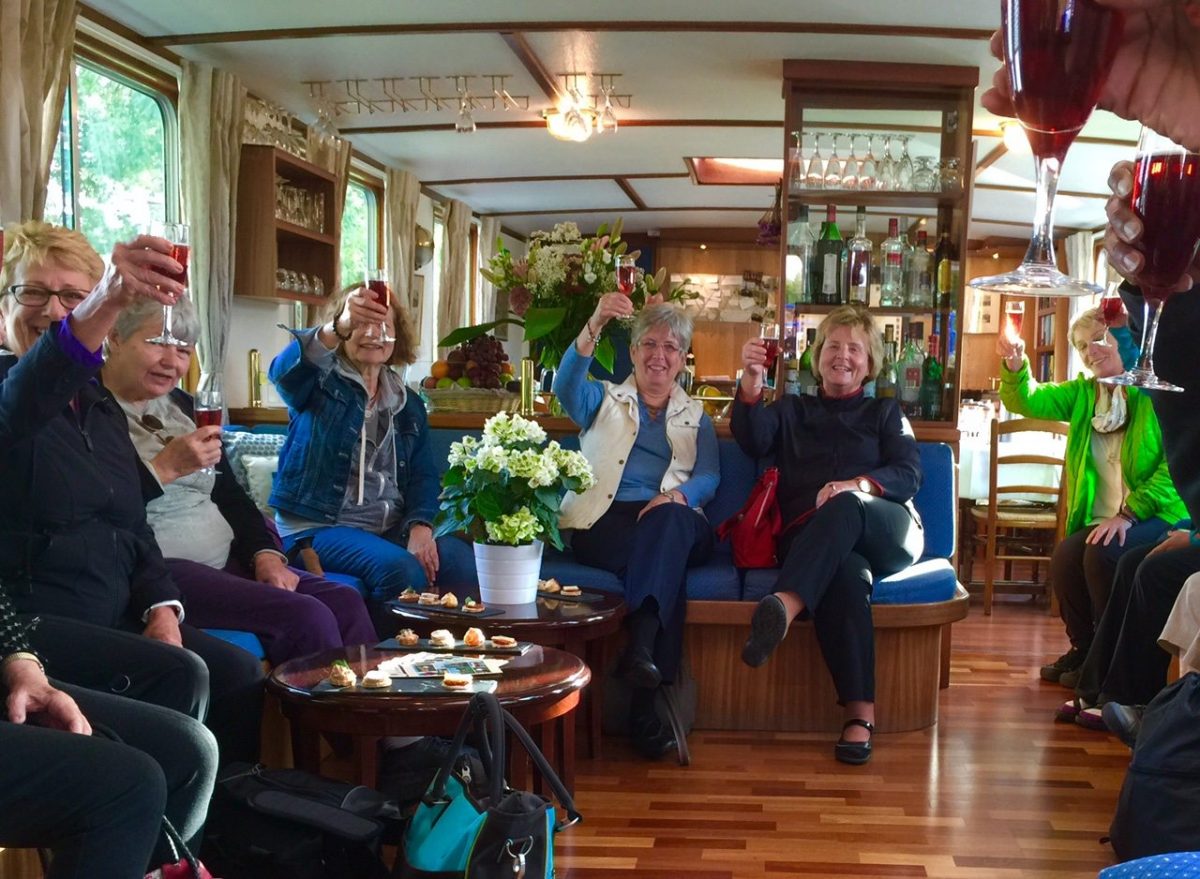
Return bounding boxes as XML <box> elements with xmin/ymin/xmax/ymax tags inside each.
<box><xmin>366</xmin><ymin>269</ymin><xmax>395</xmax><ymax>342</ymax></box>
<box><xmin>1096</xmin><ymin>285</ymin><xmax>1125</xmax><ymax>345</ymax></box>
<box><xmin>1099</xmin><ymin>128</ymin><xmax>1200</xmax><ymax>392</ymax></box>
<box><xmin>194</xmin><ymin>380</ymin><xmax>223</xmax><ymax>476</ymax></box>
<box><xmin>760</xmin><ymin>321</ymin><xmax>780</xmax><ymax>374</ymax></box>
<box><xmin>146</xmin><ymin>222</ymin><xmax>191</xmax><ymax>346</ymax></box>
<box><xmin>615</xmin><ymin>255</ymin><xmax>637</xmax><ymax>297</ymax></box>
<box><xmin>1003</xmin><ymin>299</ymin><xmax>1025</xmax><ymax>342</ymax></box>
<box><xmin>970</xmin><ymin>0</ymin><xmax>1124</xmax><ymax>297</ymax></box>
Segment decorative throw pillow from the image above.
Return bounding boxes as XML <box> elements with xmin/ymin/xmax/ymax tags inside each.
<box><xmin>242</xmin><ymin>455</ymin><xmax>280</xmax><ymax>511</ymax></box>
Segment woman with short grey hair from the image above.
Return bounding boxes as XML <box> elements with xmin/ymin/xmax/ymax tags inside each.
<box><xmin>553</xmin><ymin>293</ymin><xmax>719</xmax><ymax>760</ymax></box>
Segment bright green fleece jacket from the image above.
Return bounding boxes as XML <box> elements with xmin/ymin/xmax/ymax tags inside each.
<box><xmin>999</xmin><ymin>358</ymin><xmax>1187</xmax><ymax>536</ymax></box>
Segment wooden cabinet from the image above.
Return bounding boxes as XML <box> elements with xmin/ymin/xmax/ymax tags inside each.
<box><xmin>235</xmin><ymin>145</ymin><xmax>338</xmax><ymax>306</ymax></box>
<box><xmin>779</xmin><ymin>60</ymin><xmax>978</xmax><ymax>431</ymax></box>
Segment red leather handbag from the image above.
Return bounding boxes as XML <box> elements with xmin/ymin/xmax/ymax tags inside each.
<box><xmin>716</xmin><ymin>467</ymin><xmax>782</xmax><ymax>568</ymax></box>
<box><xmin>144</xmin><ymin>818</ymin><xmax>216</xmax><ymax>879</ymax></box>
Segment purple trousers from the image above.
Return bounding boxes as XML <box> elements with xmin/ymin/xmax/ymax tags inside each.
<box><xmin>167</xmin><ymin>558</ymin><xmax>377</xmax><ymax>665</ymax></box>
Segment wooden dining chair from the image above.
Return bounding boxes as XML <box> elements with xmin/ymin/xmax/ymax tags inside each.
<box><xmin>968</xmin><ymin>417</ymin><xmax>1069</xmax><ymax>615</ymax></box>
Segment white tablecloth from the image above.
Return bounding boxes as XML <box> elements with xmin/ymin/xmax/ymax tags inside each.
<box><xmin>958</xmin><ymin>431</ymin><xmax>1066</xmax><ymax>502</ymax></box>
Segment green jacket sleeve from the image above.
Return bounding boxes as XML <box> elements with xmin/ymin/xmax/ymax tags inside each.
<box><xmin>997</xmin><ymin>357</ymin><xmax>1080</xmax><ymax>422</ymax></box>
<box><xmin>1126</xmin><ymin>453</ymin><xmax>1182</xmax><ymax>522</ymax></box>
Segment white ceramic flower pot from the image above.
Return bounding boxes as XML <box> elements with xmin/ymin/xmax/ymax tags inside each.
<box><xmin>474</xmin><ymin>540</ymin><xmax>543</xmax><ymax>605</ymax></box>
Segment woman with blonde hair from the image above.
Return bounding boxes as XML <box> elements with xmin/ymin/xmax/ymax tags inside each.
<box><xmin>268</xmin><ymin>283</ymin><xmax>476</xmax><ymax>632</ymax></box>
<box><xmin>732</xmin><ymin>305</ymin><xmax>924</xmax><ymax>764</ymax></box>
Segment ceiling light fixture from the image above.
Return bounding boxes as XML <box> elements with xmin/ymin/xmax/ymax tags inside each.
<box><xmin>543</xmin><ymin>73</ymin><xmax>629</xmax><ymax>143</ymax></box>
<box><xmin>999</xmin><ymin>119</ymin><xmax>1029</xmax><ymax>154</ymax></box>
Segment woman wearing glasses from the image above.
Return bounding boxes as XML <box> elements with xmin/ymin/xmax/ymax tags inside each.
<box><xmin>99</xmin><ymin>296</ymin><xmax>377</xmax><ymax>665</ymax></box>
<box><xmin>554</xmin><ymin>297</ymin><xmax>719</xmax><ymax>760</ymax></box>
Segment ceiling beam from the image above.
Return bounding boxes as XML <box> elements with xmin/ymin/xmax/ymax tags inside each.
<box><xmin>341</xmin><ymin>118</ymin><xmax>788</xmax><ymax>134</ymax></box>
<box><xmin>974</xmin><ymin>182</ymin><xmax>1108</xmax><ymax>199</ymax></box>
<box><xmin>146</xmin><ymin>21</ymin><xmax>993</xmax><ymax>47</ymax></box>
<box><xmin>426</xmin><ymin>172</ymin><xmax>691</xmax><ymax>186</ymax></box>
<box><xmin>499</xmin><ymin>32</ymin><xmax>560</xmax><ymax>101</ymax></box>
<box><xmin>615</xmin><ymin>178</ymin><xmax>648</xmax><ymax>210</ymax></box>
<box><xmin>974</xmin><ymin>143</ymin><xmax>1008</xmax><ymax>176</ymax></box>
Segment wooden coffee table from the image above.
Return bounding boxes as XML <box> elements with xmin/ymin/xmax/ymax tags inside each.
<box><xmin>389</xmin><ymin>591</ymin><xmax>626</xmax><ymax>758</ymax></box>
<box><xmin>266</xmin><ymin>644</ymin><xmax>590</xmax><ymax>793</ymax></box>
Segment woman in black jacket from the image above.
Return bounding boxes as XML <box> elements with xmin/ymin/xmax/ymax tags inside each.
<box><xmin>100</xmin><ymin>296</ymin><xmax>376</xmax><ymax>663</ymax></box>
<box><xmin>731</xmin><ymin>305</ymin><xmax>924</xmax><ymax>765</ymax></box>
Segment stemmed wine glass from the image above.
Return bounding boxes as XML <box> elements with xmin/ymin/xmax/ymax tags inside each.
<box><xmin>616</xmin><ymin>255</ymin><xmax>637</xmax><ymax>296</ymax></box>
<box><xmin>787</xmin><ymin>131</ymin><xmax>804</xmax><ymax>194</ymax></box>
<box><xmin>193</xmin><ymin>378</ymin><xmax>223</xmax><ymax>477</ymax></box>
<box><xmin>145</xmin><ymin>221</ymin><xmax>190</xmax><ymax>347</ymax></box>
<box><xmin>760</xmin><ymin>321</ymin><xmax>780</xmax><ymax>381</ymax></box>
<box><xmin>1099</xmin><ymin>127</ymin><xmax>1200</xmax><ymax>392</ymax></box>
<box><xmin>366</xmin><ymin>269</ymin><xmax>395</xmax><ymax>343</ymax></box>
<box><xmin>805</xmin><ymin>133</ymin><xmax>826</xmax><ymax>188</ymax></box>
<box><xmin>823</xmin><ymin>133</ymin><xmax>843</xmax><ymax>189</ymax></box>
<box><xmin>878</xmin><ymin>135</ymin><xmax>896</xmax><ymax>191</ymax></box>
<box><xmin>970</xmin><ymin>0</ymin><xmax>1124</xmax><ymax>297</ymax></box>
<box><xmin>1094</xmin><ymin>285</ymin><xmax>1125</xmax><ymax>346</ymax></box>
<box><xmin>840</xmin><ymin>133</ymin><xmax>859</xmax><ymax>189</ymax></box>
<box><xmin>859</xmin><ymin>135</ymin><xmax>878</xmax><ymax>191</ymax></box>
<box><xmin>896</xmin><ymin>135</ymin><xmax>915</xmax><ymax>191</ymax></box>
<box><xmin>1004</xmin><ymin>300</ymin><xmax>1025</xmax><ymax>343</ymax></box>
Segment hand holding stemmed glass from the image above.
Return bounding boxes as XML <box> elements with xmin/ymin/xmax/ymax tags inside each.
<box><xmin>365</xmin><ymin>269</ymin><xmax>394</xmax><ymax>342</ymax></box>
<box><xmin>1099</xmin><ymin>127</ymin><xmax>1200</xmax><ymax>391</ymax></box>
<box><xmin>144</xmin><ymin>221</ymin><xmax>191</xmax><ymax>346</ymax></box>
<box><xmin>971</xmin><ymin>0</ymin><xmax>1125</xmax><ymax>297</ymax></box>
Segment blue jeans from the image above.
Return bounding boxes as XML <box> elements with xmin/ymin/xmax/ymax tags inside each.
<box><xmin>297</xmin><ymin>526</ymin><xmax>478</xmax><ymax>631</ymax></box>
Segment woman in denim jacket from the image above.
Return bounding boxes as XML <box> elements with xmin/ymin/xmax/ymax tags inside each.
<box><xmin>269</xmin><ymin>285</ymin><xmax>476</xmax><ymax>633</ymax></box>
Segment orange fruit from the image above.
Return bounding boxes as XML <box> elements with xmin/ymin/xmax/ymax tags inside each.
<box><xmin>430</xmin><ymin>360</ymin><xmax>450</xmax><ymax>380</ymax></box>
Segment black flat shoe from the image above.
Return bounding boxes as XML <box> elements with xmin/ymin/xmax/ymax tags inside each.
<box><xmin>742</xmin><ymin>594</ymin><xmax>789</xmax><ymax>668</ymax></box>
<box><xmin>1102</xmin><ymin>702</ymin><xmax>1144</xmax><ymax>750</ymax></box>
<box><xmin>629</xmin><ymin>716</ymin><xmax>678</xmax><ymax>761</ymax></box>
<box><xmin>617</xmin><ymin>643</ymin><xmax>663</xmax><ymax>690</ymax></box>
<box><xmin>834</xmin><ymin>718</ymin><xmax>874</xmax><ymax>765</ymax></box>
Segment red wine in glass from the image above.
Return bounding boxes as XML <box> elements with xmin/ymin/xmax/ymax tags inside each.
<box><xmin>1132</xmin><ymin>152</ymin><xmax>1200</xmax><ymax>304</ymax></box>
<box><xmin>163</xmin><ymin>244</ymin><xmax>189</xmax><ymax>286</ymax></box>
<box><xmin>193</xmin><ymin>407</ymin><xmax>222</xmax><ymax>429</ymax></box>
<box><xmin>1005</xmin><ymin>0</ymin><xmax>1125</xmax><ymax>161</ymax></box>
<box><xmin>616</xmin><ymin>266</ymin><xmax>636</xmax><ymax>296</ymax></box>
<box><xmin>761</xmin><ymin>338</ymin><xmax>780</xmax><ymax>371</ymax></box>
<box><xmin>1100</xmin><ymin>294</ymin><xmax>1124</xmax><ymax>326</ymax></box>
<box><xmin>367</xmin><ymin>277</ymin><xmax>391</xmax><ymax>309</ymax></box>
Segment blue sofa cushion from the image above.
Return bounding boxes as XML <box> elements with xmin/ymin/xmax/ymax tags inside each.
<box><xmin>915</xmin><ymin>442</ymin><xmax>955</xmax><ymax>561</ymax></box>
<box><xmin>325</xmin><ymin>571</ymin><xmax>368</xmax><ymax>598</ymax></box>
<box><xmin>541</xmin><ymin>546</ymin><xmax>742</xmax><ymax>601</ymax></box>
<box><xmin>204</xmin><ymin>628</ymin><xmax>266</xmax><ymax>660</ymax></box>
<box><xmin>741</xmin><ymin>558</ymin><xmax>957</xmax><ymax>606</ymax></box>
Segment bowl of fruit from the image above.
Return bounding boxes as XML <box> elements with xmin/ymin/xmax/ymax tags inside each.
<box><xmin>419</xmin><ymin>335</ymin><xmax>522</xmax><ymax>413</ymax></box>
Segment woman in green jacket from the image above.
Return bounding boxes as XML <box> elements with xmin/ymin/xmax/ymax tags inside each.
<box><xmin>998</xmin><ymin>306</ymin><xmax>1186</xmax><ymax>691</ymax></box>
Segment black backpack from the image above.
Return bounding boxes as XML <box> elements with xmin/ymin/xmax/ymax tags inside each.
<box><xmin>201</xmin><ymin>763</ymin><xmax>402</xmax><ymax>879</ymax></box>
<box><xmin>1109</xmin><ymin>673</ymin><xmax>1200</xmax><ymax>861</ymax></box>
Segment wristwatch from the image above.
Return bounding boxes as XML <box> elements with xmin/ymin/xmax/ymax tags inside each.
<box><xmin>856</xmin><ymin>477</ymin><xmax>873</xmax><ymax>495</ymax></box>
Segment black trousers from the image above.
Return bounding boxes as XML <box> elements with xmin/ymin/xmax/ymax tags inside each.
<box><xmin>776</xmin><ymin>492</ymin><xmax>924</xmax><ymax>704</ymax></box>
<box><xmin>571</xmin><ymin>500</ymin><xmax>713</xmax><ymax>683</ymax></box>
<box><xmin>1077</xmin><ymin>540</ymin><xmax>1200</xmax><ymax>706</ymax></box>
<box><xmin>28</xmin><ymin>614</ymin><xmax>265</xmax><ymax>765</ymax></box>
<box><xmin>1050</xmin><ymin>519</ymin><xmax>1170</xmax><ymax>650</ymax></box>
<box><xmin>0</xmin><ymin>632</ymin><xmax>218</xmax><ymax>877</ymax></box>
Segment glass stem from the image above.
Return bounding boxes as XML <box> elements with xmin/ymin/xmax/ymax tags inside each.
<box><xmin>1135</xmin><ymin>298</ymin><xmax>1165</xmax><ymax>375</ymax></box>
<box><xmin>162</xmin><ymin>304</ymin><xmax>175</xmax><ymax>338</ymax></box>
<box><xmin>1023</xmin><ymin>154</ymin><xmax>1062</xmax><ymax>268</ymax></box>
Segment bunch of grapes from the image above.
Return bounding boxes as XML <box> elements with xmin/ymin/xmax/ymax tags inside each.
<box><xmin>457</xmin><ymin>335</ymin><xmax>510</xmax><ymax>389</ymax></box>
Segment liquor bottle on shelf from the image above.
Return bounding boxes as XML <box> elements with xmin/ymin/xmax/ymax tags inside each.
<box><xmin>898</xmin><ymin>325</ymin><xmax>923</xmax><ymax>417</ymax></box>
<box><xmin>681</xmin><ymin>348</ymin><xmax>696</xmax><ymax>395</ymax></box>
<box><xmin>843</xmin><ymin>206</ymin><xmax>872</xmax><ymax>305</ymax></box>
<box><xmin>797</xmin><ymin>327</ymin><xmax>818</xmax><ymax>396</ymax></box>
<box><xmin>919</xmin><ymin>334</ymin><xmax>943</xmax><ymax>419</ymax></box>
<box><xmin>934</xmin><ymin>231</ymin><xmax>957</xmax><ymax>362</ymax></box>
<box><xmin>813</xmin><ymin>205</ymin><xmax>843</xmax><ymax>305</ymax></box>
<box><xmin>879</xmin><ymin>217</ymin><xmax>905</xmax><ymax>307</ymax></box>
<box><xmin>906</xmin><ymin>229</ymin><xmax>934</xmax><ymax>307</ymax></box>
<box><xmin>876</xmin><ymin>325</ymin><xmax>898</xmax><ymax>399</ymax></box>
<box><xmin>786</xmin><ymin>205</ymin><xmax>815</xmax><ymax>304</ymax></box>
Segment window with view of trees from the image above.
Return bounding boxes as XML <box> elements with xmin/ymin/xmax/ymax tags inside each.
<box><xmin>46</xmin><ymin>63</ymin><xmax>173</xmax><ymax>258</ymax></box>
<box><xmin>340</xmin><ymin>182</ymin><xmax>377</xmax><ymax>290</ymax></box>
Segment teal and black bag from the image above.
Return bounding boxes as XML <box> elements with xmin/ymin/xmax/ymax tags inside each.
<box><xmin>395</xmin><ymin>692</ymin><xmax>581</xmax><ymax>879</ymax></box>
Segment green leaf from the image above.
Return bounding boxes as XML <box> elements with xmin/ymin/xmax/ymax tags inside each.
<box><xmin>439</xmin><ymin>318</ymin><xmax>523</xmax><ymax>348</ymax></box>
<box><xmin>522</xmin><ymin>307</ymin><xmax>567</xmax><ymax>341</ymax></box>
<box><xmin>593</xmin><ymin>336</ymin><xmax>615</xmax><ymax>373</ymax></box>
<box><xmin>596</xmin><ymin>222</ymin><xmax>608</xmax><ymax>238</ymax></box>
<box><xmin>611</xmin><ymin>217</ymin><xmax>624</xmax><ymax>240</ymax></box>
<box><xmin>534</xmin><ymin>486</ymin><xmax>562</xmax><ymax>512</ymax></box>
<box><xmin>442</xmin><ymin>468</ymin><xmax>464</xmax><ymax>487</ymax></box>
<box><xmin>474</xmin><ymin>488</ymin><xmax>505</xmax><ymax>522</ymax></box>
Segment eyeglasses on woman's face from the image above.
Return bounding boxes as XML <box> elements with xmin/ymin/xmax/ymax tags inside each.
<box><xmin>6</xmin><ymin>285</ymin><xmax>89</xmax><ymax>309</ymax></box>
<box><xmin>635</xmin><ymin>339</ymin><xmax>682</xmax><ymax>357</ymax></box>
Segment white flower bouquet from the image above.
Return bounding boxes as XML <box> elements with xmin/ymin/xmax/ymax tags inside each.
<box><xmin>433</xmin><ymin>412</ymin><xmax>596</xmax><ymax>547</ymax></box>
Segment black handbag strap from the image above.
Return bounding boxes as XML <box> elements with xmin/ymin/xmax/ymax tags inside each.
<box><xmin>422</xmin><ymin>693</ymin><xmax>582</xmax><ymax>828</ymax></box>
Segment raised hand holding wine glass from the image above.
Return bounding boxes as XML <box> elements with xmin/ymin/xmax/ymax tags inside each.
<box><xmin>144</xmin><ymin>221</ymin><xmax>191</xmax><ymax>345</ymax></box>
<box><xmin>1101</xmin><ymin>127</ymin><xmax>1200</xmax><ymax>392</ymax></box>
<box><xmin>366</xmin><ymin>269</ymin><xmax>394</xmax><ymax>342</ymax></box>
<box><xmin>971</xmin><ymin>0</ymin><xmax>1124</xmax><ymax>297</ymax></box>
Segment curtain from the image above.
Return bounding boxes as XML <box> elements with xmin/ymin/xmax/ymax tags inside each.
<box><xmin>180</xmin><ymin>60</ymin><xmax>245</xmax><ymax>394</ymax></box>
<box><xmin>0</xmin><ymin>0</ymin><xmax>78</xmax><ymax>223</ymax></box>
<box><xmin>438</xmin><ymin>199</ymin><xmax>472</xmax><ymax>350</ymax></box>
<box><xmin>385</xmin><ymin>168</ymin><xmax>421</xmax><ymax>332</ymax></box>
<box><xmin>1065</xmin><ymin>231</ymin><xmax>1099</xmax><ymax>377</ymax></box>
<box><xmin>478</xmin><ymin>216</ymin><xmax>501</xmax><ymax>325</ymax></box>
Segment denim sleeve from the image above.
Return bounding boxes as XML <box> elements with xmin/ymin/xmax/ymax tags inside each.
<box><xmin>552</xmin><ymin>343</ymin><xmax>604</xmax><ymax>430</ymax></box>
<box><xmin>676</xmin><ymin>415</ymin><xmax>719</xmax><ymax>507</ymax></box>
<box><xmin>269</xmin><ymin>328</ymin><xmax>329</xmax><ymax>411</ymax></box>
<box><xmin>400</xmin><ymin>397</ymin><xmax>441</xmax><ymax>534</ymax></box>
